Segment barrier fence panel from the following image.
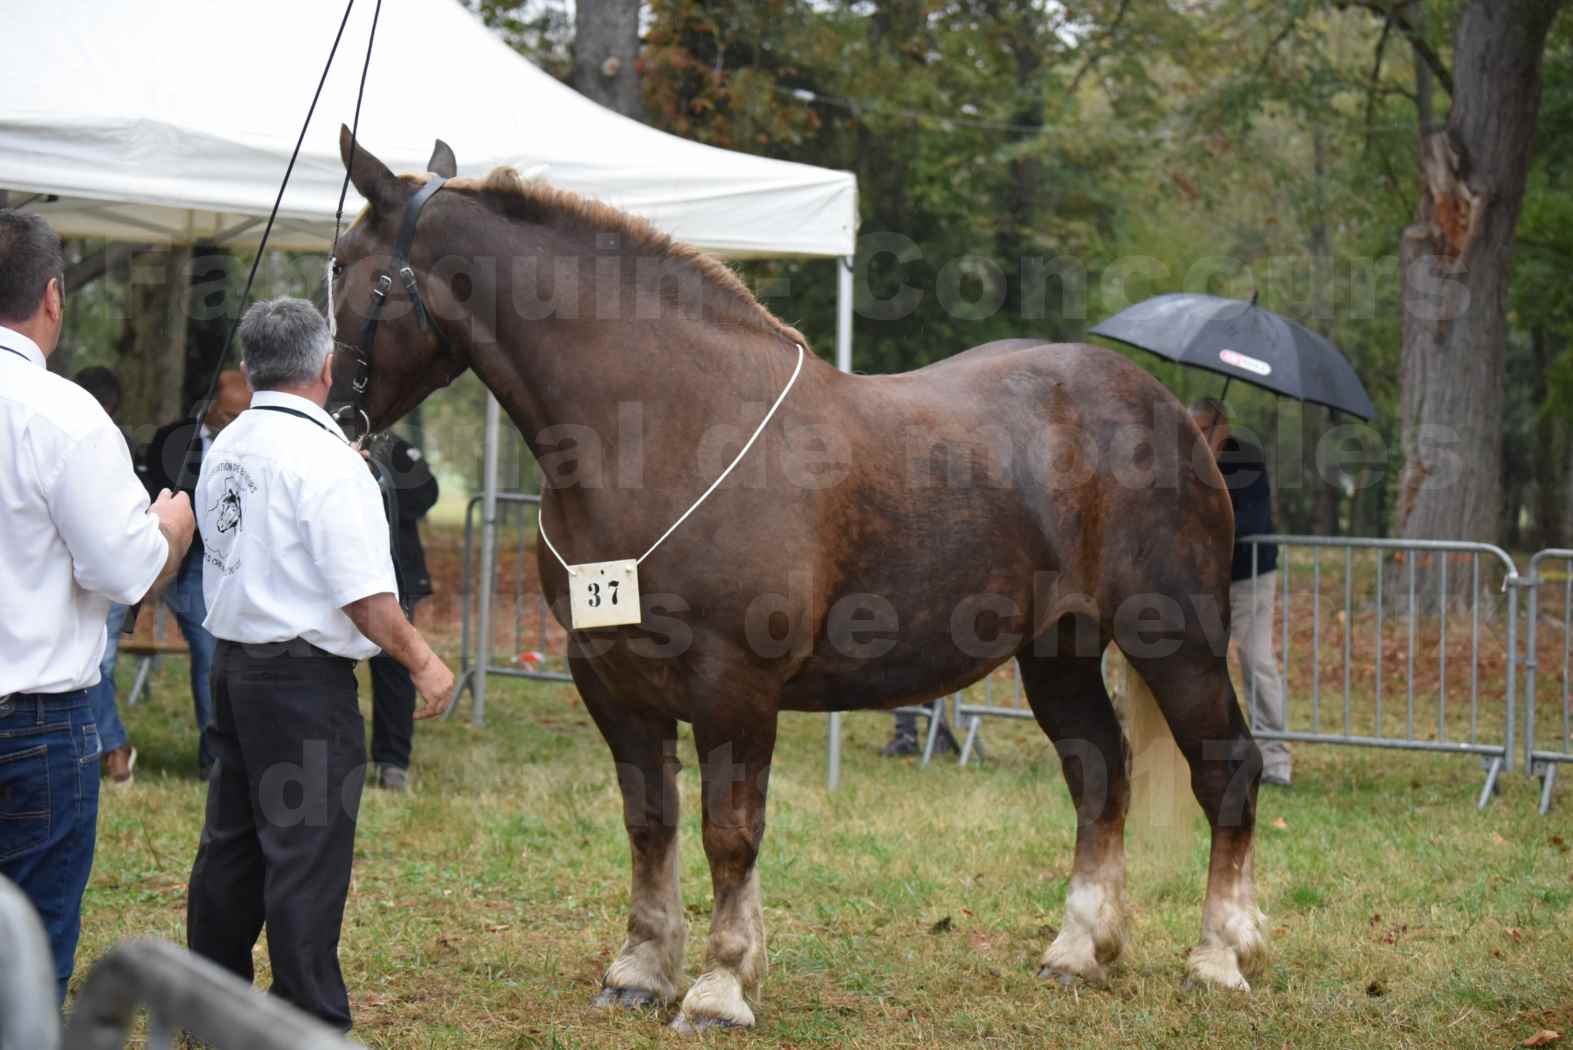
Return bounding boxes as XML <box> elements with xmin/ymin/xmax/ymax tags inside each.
<box><xmin>957</xmin><ymin>661</ymin><xmax>1031</xmax><ymax>765</ymax></box>
<box><xmin>1525</xmin><ymin>548</ymin><xmax>1573</xmax><ymax>815</ymax></box>
<box><xmin>450</xmin><ymin>491</ymin><xmax>573</xmax><ymax>722</ymax></box>
<box><xmin>877</xmin><ymin>535</ymin><xmax>1526</xmax><ymax>810</ymax></box>
<box><xmin>62</xmin><ymin>938</ymin><xmax>357</xmax><ymax>1050</ymax></box>
<box><xmin>1238</xmin><ymin>535</ymin><xmax>1521</xmax><ymax>810</ymax></box>
<box><xmin>0</xmin><ymin>877</ymin><xmax>59</xmax><ymax>1050</ymax></box>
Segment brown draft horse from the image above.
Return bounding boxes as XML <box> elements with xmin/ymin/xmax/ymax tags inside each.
<box><xmin>329</xmin><ymin>129</ymin><xmax>1267</xmax><ymax>1032</ymax></box>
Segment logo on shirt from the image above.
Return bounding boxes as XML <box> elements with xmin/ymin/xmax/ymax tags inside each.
<box><xmin>204</xmin><ymin>460</ymin><xmax>257</xmax><ymax>578</ymax></box>
<box><xmin>213</xmin><ymin>479</ymin><xmax>246</xmax><ymax>535</ymax></box>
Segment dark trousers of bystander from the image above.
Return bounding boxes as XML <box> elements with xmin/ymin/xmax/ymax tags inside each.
<box><xmin>368</xmin><ymin>652</ymin><xmax>414</xmax><ymax>771</ymax></box>
<box><xmin>186</xmin><ymin>640</ymin><xmax>366</xmax><ymax>1033</ymax></box>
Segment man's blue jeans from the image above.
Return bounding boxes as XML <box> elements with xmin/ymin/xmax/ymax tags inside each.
<box><xmin>87</xmin><ymin>603</ymin><xmax>130</xmax><ymax>755</ymax></box>
<box><xmin>0</xmin><ymin>689</ymin><xmax>102</xmax><ymax>1003</ymax></box>
<box><xmin>165</xmin><ymin>557</ymin><xmax>217</xmax><ymax>771</ymax></box>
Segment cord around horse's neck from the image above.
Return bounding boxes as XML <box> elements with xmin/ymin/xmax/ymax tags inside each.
<box><xmin>448</xmin><ymin>219</ymin><xmax>808</xmax><ymax>551</ymax></box>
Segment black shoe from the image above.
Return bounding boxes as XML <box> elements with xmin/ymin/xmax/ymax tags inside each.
<box><xmin>880</xmin><ymin>734</ymin><xmax>921</xmax><ymax>758</ymax></box>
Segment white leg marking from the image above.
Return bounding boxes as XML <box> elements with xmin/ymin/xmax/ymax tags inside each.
<box><xmin>1187</xmin><ymin>854</ymin><xmax>1266</xmax><ymax>992</ymax></box>
<box><xmin>1040</xmin><ymin>860</ymin><xmax>1126</xmax><ymax>986</ymax></box>
<box><xmin>673</xmin><ymin>867</ymin><xmax>765</xmax><ymax>1032</ymax></box>
<box><xmin>598</xmin><ymin>840</ymin><xmax>687</xmax><ymax>1007</ymax></box>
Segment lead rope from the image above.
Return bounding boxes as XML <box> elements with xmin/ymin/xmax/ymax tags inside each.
<box><xmin>327</xmin><ymin>0</ymin><xmax>384</xmax><ymax>338</ymax></box>
<box><xmin>124</xmin><ymin>0</ymin><xmax>362</xmax><ymax>635</ymax></box>
<box><xmin>537</xmin><ymin>342</ymin><xmax>806</xmax><ymax>576</ymax></box>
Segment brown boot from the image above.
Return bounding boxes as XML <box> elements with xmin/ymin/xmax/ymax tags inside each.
<box><xmin>105</xmin><ymin>745</ymin><xmax>137</xmax><ymax>787</ymax></box>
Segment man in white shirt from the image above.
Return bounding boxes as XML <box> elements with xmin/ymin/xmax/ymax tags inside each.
<box><xmin>0</xmin><ymin>210</ymin><xmax>196</xmax><ymax>1002</ymax></box>
<box><xmin>186</xmin><ymin>297</ymin><xmax>454</xmax><ymax>1033</ymax></box>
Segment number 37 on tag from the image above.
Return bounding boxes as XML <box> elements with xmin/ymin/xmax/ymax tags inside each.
<box><xmin>567</xmin><ymin>559</ymin><xmax>642</xmax><ymax>629</ymax></box>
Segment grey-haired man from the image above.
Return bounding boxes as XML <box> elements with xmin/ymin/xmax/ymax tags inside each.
<box><xmin>186</xmin><ymin>297</ymin><xmax>454</xmax><ymax>1031</ymax></box>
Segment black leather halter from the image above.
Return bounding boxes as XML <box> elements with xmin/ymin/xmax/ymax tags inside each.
<box><xmin>334</xmin><ymin>173</ymin><xmax>456</xmax><ymax>439</ymax></box>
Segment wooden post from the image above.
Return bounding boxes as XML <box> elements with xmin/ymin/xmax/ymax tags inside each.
<box><xmin>1103</xmin><ymin>647</ymin><xmax>1198</xmax><ymax>855</ymax></box>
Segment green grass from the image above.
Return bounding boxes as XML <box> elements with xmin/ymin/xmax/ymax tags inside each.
<box><xmin>79</xmin><ymin>660</ymin><xmax>1573</xmax><ymax>1049</ymax></box>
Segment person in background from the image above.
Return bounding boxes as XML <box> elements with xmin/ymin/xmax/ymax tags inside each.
<box><xmin>0</xmin><ymin>210</ymin><xmax>195</xmax><ymax>1000</ymax></box>
<box><xmin>368</xmin><ymin>435</ymin><xmax>440</xmax><ymax>792</ymax></box>
<box><xmin>880</xmin><ymin>709</ymin><xmax>959</xmax><ymax>758</ymax></box>
<box><xmin>140</xmin><ymin>370</ymin><xmax>252</xmax><ymax>776</ymax></box>
<box><xmin>72</xmin><ymin>366</ymin><xmax>139</xmax><ymax>786</ymax></box>
<box><xmin>1190</xmin><ymin>397</ymin><xmax>1291</xmax><ymax>787</ymax></box>
<box><xmin>186</xmin><ymin>298</ymin><xmax>454</xmax><ymax>1032</ymax></box>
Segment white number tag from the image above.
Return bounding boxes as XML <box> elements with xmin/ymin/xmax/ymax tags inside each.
<box><xmin>567</xmin><ymin>559</ymin><xmax>642</xmax><ymax>629</ymax></box>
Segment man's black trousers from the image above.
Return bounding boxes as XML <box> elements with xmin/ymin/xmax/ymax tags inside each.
<box><xmin>187</xmin><ymin>639</ymin><xmax>366</xmax><ymax>1032</ymax></box>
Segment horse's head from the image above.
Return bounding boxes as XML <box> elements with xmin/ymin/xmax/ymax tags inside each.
<box><xmin>328</xmin><ymin>126</ymin><xmax>467</xmax><ymax>438</ymax></box>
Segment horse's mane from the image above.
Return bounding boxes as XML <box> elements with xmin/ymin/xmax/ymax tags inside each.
<box><xmin>445</xmin><ymin>168</ymin><xmax>807</xmax><ymax>347</ymax></box>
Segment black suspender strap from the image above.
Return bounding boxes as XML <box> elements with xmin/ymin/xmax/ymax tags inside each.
<box><xmin>0</xmin><ymin>345</ymin><xmax>32</xmax><ymax>364</ymax></box>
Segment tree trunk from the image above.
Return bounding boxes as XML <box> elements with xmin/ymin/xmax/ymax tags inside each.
<box><xmin>119</xmin><ymin>246</ymin><xmax>193</xmax><ymax>437</ymax></box>
<box><xmin>1394</xmin><ymin>0</ymin><xmax>1563</xmax><ymax>555</ymax></box>
<box><xmin>573</xmin><ymin>0</ymin><xmax>644</xmax><ymax>121</ymax></box>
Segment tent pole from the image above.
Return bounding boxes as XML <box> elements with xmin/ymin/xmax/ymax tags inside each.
<box><xmin>472</xmin><ymin>391</ymin><xmax>503</xmax><ymax>727</ymax></box>
<box><xmin>1219</xmin><ymin>375</ymin><xmax>1232</xmax><ymax>403</ymax></box>
<box><xmin>827</xmin><ymin>255</ymin><xmax>854</xmax><ymax>789</ymax></box>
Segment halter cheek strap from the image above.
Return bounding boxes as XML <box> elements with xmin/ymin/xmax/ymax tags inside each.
<box><xmin>339</xmin><ymin>174</ymin><xmax>454</xmax><ymax>438</ymax></box>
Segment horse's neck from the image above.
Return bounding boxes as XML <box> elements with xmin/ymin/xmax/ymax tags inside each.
<box><xmin>460</xmin><ymin>231</ymin><xmax>789</xmax><ymax>519</ymax></box>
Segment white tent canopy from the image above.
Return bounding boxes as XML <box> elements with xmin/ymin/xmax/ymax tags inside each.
<box><xmin>1</xmin><ymin>0</ymin><xmax>856</xmax><ymax>259</ymax></box>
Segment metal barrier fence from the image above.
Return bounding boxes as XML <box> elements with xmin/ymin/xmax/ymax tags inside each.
<box><xmin>0</xmin><ymin>877</ymin><xmax>355</xmax><ymax>1050</ymax></box>
<box><xmin>446</xmin><ymin>509</ymin><xmax>1561</xmax><ymax>816</ymax></box>
<box><xmin>849</xmin><ymin>535</ymin><xmax>1529</xmax><ymax>810</ymax></box>
<box><xmin>1525</xmin><ymin>548</ymin><xmax>1573</xmax><ymax>815</ymax></box>
<box><xmin>0</xmin><ymin>876</ymin><xmax>59</xmax><ymax>1050</ymax></box>
<box><xmin>1235</xmin><ymin>535</ymin><xmax>1522</xmax><ymax>810</ymax></box>
<box><xmin>450</xmin><ymin>491</ymin><xmax>571</xmax><ymax>724</ymax></box>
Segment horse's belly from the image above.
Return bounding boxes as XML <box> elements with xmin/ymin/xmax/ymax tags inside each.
<box><xmin>777</xmin><ymin>588</ymin><xmax>1027</xmax><ymax>713</ymax></box>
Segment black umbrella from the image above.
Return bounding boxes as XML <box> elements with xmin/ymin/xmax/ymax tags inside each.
<box><xmin>1089</xmin><ymin>292</ymin><xmax>1376</xmax><ymax>420</ymax></box>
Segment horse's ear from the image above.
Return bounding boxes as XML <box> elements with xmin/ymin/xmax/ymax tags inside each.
<box><xmin>427</xmin><ymin>139</ymin><xmax>458</xmax><ymax>179</ymax></box>
<box><xmin>339</xmin><ymin>124</ymin><xmax>402</xmax><ymax>212</ymax></box>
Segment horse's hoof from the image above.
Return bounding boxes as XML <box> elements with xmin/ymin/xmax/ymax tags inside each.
<box><xmin>591</xmin><ymin>985</ymin><xmax>662</xmax><ymax>1009</ymax></box>
<box><xmin>669</xmin><ymin>1013</ymin><xmax>750</xmax><ymax>1036</ymax></box>
<box><xmin>1184</xmin><ymin>946</ymin><xmax>1252</xmax><ymax>993</ymax></box>
<box><xmin>672</xmin><ymin>970</ymin><xmax>756</xmax><ymax>1034</ymax></box>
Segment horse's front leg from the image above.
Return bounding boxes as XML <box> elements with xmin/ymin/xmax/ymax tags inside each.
<box><xmin>671</xmin><ymin>712</ymin><xmax>777</xmax><ymax>1033</ymax></box>
<box><xmin>575</xmin><ymin>659</ymin><xmax>688</xmax><ymax>1009</ymax></box>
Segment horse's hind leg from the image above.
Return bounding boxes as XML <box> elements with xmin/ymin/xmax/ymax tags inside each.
<box><xmin>1126</xmin><ymin>646</ymin><xmax>1266</xmax><ymax>991</ymax></box>
<box><xmin>672</xmin><ymin>709</ymin><xmax>777</xmax><ymax>1033</ymax></box>
<box><xmin>1018</xmin><ymin>621</ymin><xmax>1131</xmax><ymax>987</ymax></box>
<box><xmin>573</xmin><ymin>654</ymin><xmax>687</xmax><ymax>1009</ymax></box>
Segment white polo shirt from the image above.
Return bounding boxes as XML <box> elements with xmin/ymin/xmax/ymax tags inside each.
<box><xmin>0</xmin><ymin>325</ymin><xmax>169</xmax><ymax>695</ymax></box>
<box><xmin>196</xmin><ymin>390</ymin><xmax>397</xmax><ymax>660</ymax></box>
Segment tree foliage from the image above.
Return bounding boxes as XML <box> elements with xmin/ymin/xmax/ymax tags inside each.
<box><xmin>368</xmin><ymin>1</ymin><xmax>1573</xmax><ymax>543</ymax></box>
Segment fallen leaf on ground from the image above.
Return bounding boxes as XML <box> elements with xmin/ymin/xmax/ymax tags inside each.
<box><xmin>929</xmin><ymin>915</ymin><xmax>953</xmax><ymax>935</ymax></box>
<box><xmin>1493</xmin><ymin>832</ymin><xmax>1508</xmax><ymax>845</ymax></box>
<box><xmin>1272</xmin><ymin>817</ymin><xmax>1289</xmax><ymax>830</ymax></box>
<box><xmin>1523</xmin><ymin>1031</ymin><xmax>1560</xmax><ymax>1047</ymax></box>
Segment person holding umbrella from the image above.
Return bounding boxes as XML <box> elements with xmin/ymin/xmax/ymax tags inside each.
<box><xmin>1092</xmin><ymin>290</ymin><xmax>1379</xmax><ymax>790</ymax></box>
<box><xmin>1189</xmin><ymin>397</ymin><xmax>1290</xmax><ymax>787</ymax></box>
